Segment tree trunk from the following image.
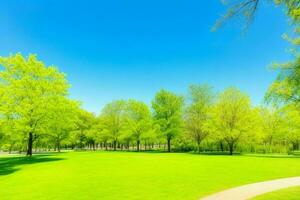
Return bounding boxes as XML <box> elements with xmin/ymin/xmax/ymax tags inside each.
<box><xmin>292</xmin><ymin>142</ymin><xmax>299</xmax><ymax>151</ymax></box>
<box><xmin>220</xmin><ymin>141</ymin><xmax>224</xmax><ymax>152</ymax></box>
<box><xmin>228</xmin><ymin>141</ymin><xmax>234</xmax><ymax>155</ymax></box>
<box><xmin>167</xmin><ymin>138</ymin><xmax>171</xmax><ymax>152</ymax></box>
<box><xmin>9</xmin><ymin>143</ymin><xmax>14</xmax><ymax>154</ymax></box>
<box><xmin>26</xmin><ymin>132</ymin><xmax>33</xmax><ymax>156</ymax></box>
<box><xmin>57</xmin><ymin>140</ymin><xmax>61</xmax><ymax>152</ymax></box>
<box><xmin>113</xmin><ymin>140</ymin><xmax>117</xmax><ymax>151</ymax></box>
<box><xmin>137</xmin><ymin>140</ymin><xmax>140</xmax><ymax>152</ymax></box>
<box><xmin>197</xmin><ymin>138</ymin><xmax>201</xmax><ymax>153</ymax></box>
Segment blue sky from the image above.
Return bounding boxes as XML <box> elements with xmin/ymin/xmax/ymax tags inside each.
<box><xmin>0</xmin><ymin>0</ymin><xmax>292</xmax><ymax>113</ymax></box>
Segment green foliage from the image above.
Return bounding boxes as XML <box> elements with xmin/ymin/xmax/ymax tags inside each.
<box><xmin>266</xmin><ymin>53</ymin><xmax>300</xmax><ymax>105</ymax></box>
<box><xmin>281</xmin><ymin>104</ymin><xmax>300</xmax><ymax>151</ymax></box>
<box><xmin>72</xmin><ymin>109</ymin><xmax>97</xmax><ymax>149</ymax></box>
<box><xmin>152</xmin><ymin>89</ymin><xmax>184</xmax><ymax>152</ymax></box>
<box><xmin>0</xmin><ymin>54</ymin><xmax>299</xmax><ymax>155</ymax></box>
<box><xmin>99</xmin><ymin>100</ymin><xmax>127</xmax><ymax>151</ymax></box>
<box><xmin>260</xmin><ymin>107</ymin><xmax>283</xmax><ymax>142</ymax></box>
<box><xmin>125</xmin><ymin>99</ymin><xmax>152</xmax><ymax>151</ymax></box>
<box><xmin>210</xmin><ymin>87</ymin><xmax>256</xmax><ymax>154</ymax></box>
<box><xmin>215</xmin><ymin>0</ymin><xmax>300</xmax><ymax>31</ymax></box>
<box><xmin>184</xmin><ymin>84</ymin><xmax>215</xmax><ymax>152</ymax></box>
<box><xmin>275</xmin><ymin>0</ymin><xmax>300</xmax><ymax>23</ymax></box>
<box><xmin>0</xmin><ymin>53</ymin><xmax>70</xmax><ymax>155</ymax></box>
<box><xmin>46</xmin><ymin>99</ymin><xmax>80</xmax><ymax>151</ymax></box>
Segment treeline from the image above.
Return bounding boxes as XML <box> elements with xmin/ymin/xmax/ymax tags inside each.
<box><xmin>0</xmin><ymin>53</ymin><xmax>299</xmax><ymax>156</ymax></box>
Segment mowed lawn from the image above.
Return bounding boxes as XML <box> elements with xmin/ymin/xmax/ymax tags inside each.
<box><xmin>1</xmin><ymin>152</ymin><xmax>300</xmax><ymax>200</ymax></box>
<box><xmin>252</xmin><ymin>186</ymin><xmax>300</xmax><ymax>200</ymax></box>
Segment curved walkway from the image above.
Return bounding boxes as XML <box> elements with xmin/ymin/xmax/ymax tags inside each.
<box><xmin>201</xmin><ymin>176</ymin><xmax>300</xmax><ymax>200</ymax></box>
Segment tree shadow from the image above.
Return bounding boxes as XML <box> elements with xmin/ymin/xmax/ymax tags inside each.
<box><xmin>244</xmin><ymin>154</ymin><xmax>300</xmax><ymax>159</ymax></box>
<box><xmin>0</xmin><ymin>154</ymin><xmax>65</xmax><ymax>176</ymax></box>
<box><xmin>187</xmin><ymin>151</ymin><xmax>242</xmax><ymax>156</ymax></box>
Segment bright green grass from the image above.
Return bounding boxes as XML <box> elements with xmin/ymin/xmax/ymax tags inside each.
<box><xmin>1</xmin><ymin>152</ymin><xmax>300</xmax><ymax>200</ymax></box>
<box><xmin>252</xmin><ymin>186</ymin><xmax>300</xmax><ymax>200</ymax></box>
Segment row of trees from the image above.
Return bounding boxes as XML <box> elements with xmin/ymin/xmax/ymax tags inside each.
<box><xmin>97</xmin><ymin>86</ymin><xmax>300</xmax><ymax>155</ymax></box>
<box><xmin>0</xmin><ymin>0</ymin><xmax>299</xmax><ymax>156</ymax></box>
<box><xmin>0</xmin><ymin>54</ymin><xmax>299</xmax><ymax>156</ymax></box>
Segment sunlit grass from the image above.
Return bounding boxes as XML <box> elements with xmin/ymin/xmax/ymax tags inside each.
<box><xmin>252</xmin><ymin>186</ymin><xmax>300</xmax><ymax>200</ymax></box>
<box><xmin>1</xmin><ymin>151</ymin><xmax>300</xmax><ymax>200</ymax></box>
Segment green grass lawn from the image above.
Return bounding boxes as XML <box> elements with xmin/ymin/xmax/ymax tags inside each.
<box><xmin>252</xmin><ymin>186</ymin><xmax>300</xmax><ymax>200</ymax></box>
<box><xmin>1</xmin><ymin>151</ymin><xmax>300</xmax><ymax>200</ymax></box>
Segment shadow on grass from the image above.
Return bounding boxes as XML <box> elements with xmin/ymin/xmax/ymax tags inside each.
<box><xmin>244</xmin><ymin>154</ymin><xmax>300</xmax><ymax>159</ymax></box>
<box><xmin>0</xmin><ymin>154</ymin><xmax>65</xmax><ymax>176</ymax></box>
<box><xmin>91</xmin><ymin>149</ymin><xmax>175</xmax><ymax>154</ymax></box>
<box><xmin>111</xmin><ymin>150</ymin><xmax>300</xmax><ymax>159</ymax></box>
<box><xmin>188</xmin><ymin>152</ymin><xmax>300</xmax><ymax>158</ymax></box>
<box><xmin>187</xmin><ymin>151</ymin><xmax>241</xmax><ymax>156</ymax></box>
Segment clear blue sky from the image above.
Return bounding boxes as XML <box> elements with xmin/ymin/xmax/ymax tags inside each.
<box><xmin>0</xmin><ymin>0</ymin><xmax>292</xmax><ymax>113</ymax></box>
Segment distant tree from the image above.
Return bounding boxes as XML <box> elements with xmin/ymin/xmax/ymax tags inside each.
<box><xmin>211</xmin><ymin>88</ymin><xmax>255</xmax><ymax>155</ymax></box>
<box><xmin>184</xmin><ymin>84</ymin><xmax>215</xmax><ymax>153</ymax></box>
<box><xmin>258</xmin><ymin>106</ymin><xmax>284</xmax><ymax>152</ymax></box>
<box><xmin>281</xmin><ymin>104</ymin><xmax>300</xmax><ymax>151</ymax></box>
<box><xmin>96</xmin><ymin>118</ymin><xmax>110</xmax><ymax>150</ymax></box>
<box><xmin>73</xmin><ymin>109</ymin><xmax>96</xmax><ymax>149</ymax></box>
<box><xmin>152</xmin><ymin>89</ymin><xmax>184</xmax><ymax>152</ymax></box>
<box><xmin>47</xmin><ymin>99</ymin><xmax>79</xmax><ymax>152</ymax></box>
<box><xmin>85</xmin><ymin>127</ymin><xmax>99</xmax><ymax>150</ymax></box>
<box><xmin>99</xmin><ymin>100</ymin><xmax>127</xmax><ymax>151</ymax></box>
<box><xmin>125</xmin><ymin>100</ymin><xmax>152</xmax><ymax>151</ymax></box>
<box><xmin>0</xmin><ymin>53</ymin><xmax>69</xmax><ymax>156</ymax></box>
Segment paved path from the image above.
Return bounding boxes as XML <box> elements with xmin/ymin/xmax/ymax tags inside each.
<box><xmin>201</xmin><ymin>176</ymin><xmax>300</xmax><ymax>200</ymax></box>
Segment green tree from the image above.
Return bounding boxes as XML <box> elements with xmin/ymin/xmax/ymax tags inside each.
<box><xmin>99</xmin><ymin>100</ymin><xmax>127</xmax><ymax>151</ymax></box>
<box><xmin>73</xmin><ymin>109</ymin><xmax>96</xmax><ymax>149</ymax></box>
<box><xmin>259</xmin><ymin>106</ymin><xmax>284</xmax><ymax>152</ymax></box>
<box><xmin>215</xmin><ymin>0</ymin><xmax>300</xmax><ymax>31</ymax></box>
<box><xmin>96</xmin><ymin>117</ymin><xmax>110</xmax><ymax>150</ymax></box>
<box><xmin>281</xmin><ymin>104</ymin><xmax>300</xmax><ymax>151</ymax></box>
<box><xmin>211</xmin><ymin>88</ymin><xmax>255</xmax><ymax>155</ymax></box>
<box><xmin>266</xmin><ymin>50</ymin><xmax>300</xmax><ymax>105</ymax></box>
<box><xmin>125</xmin><ymin>99</ymin><xmax>152</xmax><ymax>151</ymax></box>
<box><xmin>47</xmin><ymin>99</ymin><xmax>79</xmax><ymax>152</ymax></box>
<box><xmin>0</xmin><ymin>53</ymin><xmax>69</xmax><ymax>156</ymax></box>
<box><xmin>152</xmin><ymin>89</ymin><xmax>184</xmax><ymax>152</ymax></box>
<box><xmin>184</xmin><ymin>84</ymin><xmax>214</xmax><ymax>153</ymax></box>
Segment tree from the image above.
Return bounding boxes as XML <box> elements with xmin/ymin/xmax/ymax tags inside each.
<box><xmin>125</xmin><ymin>100</ymin><xmax>152</xmax><ymax>151</ymax></box>
<box><xmin>184</xmin><ymin>84</ymin><xmax>215</xmax><ymax>153</ymax></box>
<box><xmin>152</xmin><ymin>89</ymin><xmax>184</xmax><ymax>152</ymax></box>
<box><xmin>0</xmin><ymin>116</ymin><xmax>23</xmax><ymax>153</ymax></box>
<box><xmin>266</xmin><ymin>50</ymin><xmax>300</xmax><ymax>103</ymax></box>
<box><xmin>214</xmin><ymin>0</ymin><xmax>300</xmax><ymax>31</ymax></box>
<box><xmin>47</xmin><ymin>99</ymin><xmax>79</xmax><ymax>152</ymax></box>
<box><xmin>258</xmin><ymin>106</ymin><xmax>284</xmax><ymax>152</ymax></box>
<box><xmin>281</xmin><ymin>104</ymin><xmax>300</xmax><ymax>151</ymax></box>
<box><xmin>99</xmin><ymin>100</ymin><xmax>127</xmax><ymax>151</ymax></box>
<box><xmin>73</xmin><ymin>109</ymin><xmax>96</xmax><ymax>149</ymax></box>
<box><xmin>0</xmin><ymin>53</ymin><xmax>69</xmax><ymax>156</ymax></box>
<box><xmin>211</xmin><ymin>88</ymin><xmax>255</xmax><ymax>155</ymax></box>
<box><xmin>96</xmin><ymin>118</ymin><xmax>110</xmax><ymax>150</ymax></box>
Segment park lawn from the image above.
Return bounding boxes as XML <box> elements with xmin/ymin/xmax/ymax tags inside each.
<box><xmin>0</xmin><ymin>152</ymin><xmax>300</xmax><ymax>200</ymax></box>
<box><xmin>252</xmin><ymin>186</ymin><xmax>300</xmax><ymax>200</ymax></box>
